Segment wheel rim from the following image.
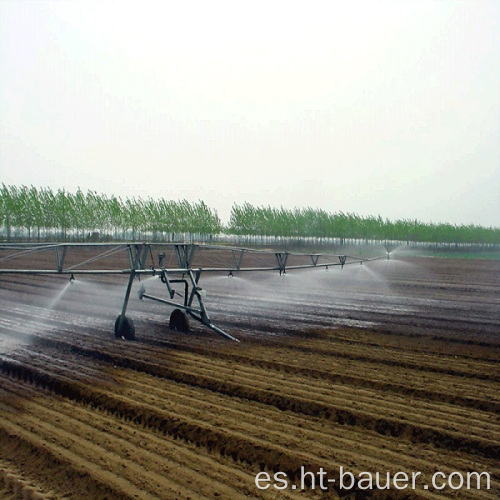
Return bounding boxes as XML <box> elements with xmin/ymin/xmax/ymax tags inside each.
<box><xmin>115</xmin><ymin>315</ymin><xmax>135</xmax><ymax>340</ymax></box>
<box><xmin>169</xmin><ymin>309</ymin><xmax>190</xmax><ymax>333</ymax></box>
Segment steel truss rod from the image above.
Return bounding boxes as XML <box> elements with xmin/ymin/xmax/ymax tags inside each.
<box><xmin>275</xmin><ymin>252</ymin><xmax>289</xmax><ymax>275</ymax></box>
<box><xmin>0</xmin><ymin>257</ymin><xmax>386</xmax><ymax>276</ymax></box>
<box><xmin>174</xmin><ymin>244</ymin><xmax>196</xmax><ymax>269</ymax></box>
<box><xmin>0</xmin><ymin>241</ymin><xmax>388</xmax><ymax>343</ymax></box>
<box><xmin>232</xmin><ymin>249</ymin><xmax>245</xmax><ymax>271</ymax></box>
<box><xmin>66</xmin><ymin>245</ymin><xmax>127</xmax><ymax>271</ymax></box>
<box><xmin>139</xmin><ymin>268</ymin><xmax>239</xmax><ymax>342</ymax></box>
<box><xmin>117</xmin><ymin>245</ymin><xmax>146</xmax><ymax>333</ymax></box>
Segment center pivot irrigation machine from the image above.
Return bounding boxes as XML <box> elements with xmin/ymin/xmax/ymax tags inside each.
<box><xmin>0</xmin><ymin>242</ymin><xmax>388</xmax><ymax>342</ymax></box>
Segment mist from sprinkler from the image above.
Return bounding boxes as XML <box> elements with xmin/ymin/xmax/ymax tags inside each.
<box><xmin>47</xmin><ymin>280</ymin><xmax>73</xmax><ymax>311</ymax></box>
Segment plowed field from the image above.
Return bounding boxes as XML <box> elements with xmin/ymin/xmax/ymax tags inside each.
<box><xmin>0</xmin><ymin>253</ymin><xmax>499</xmax><ymax>499</ymax></box>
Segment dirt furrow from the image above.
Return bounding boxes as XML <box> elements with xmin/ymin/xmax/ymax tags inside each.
<box><xmin>4</xmin><ymin>350</ymin><xmax>498</xmax><ymax>463</ymax></box>
<box><xmin>0</xmin><ymin>379</ymin><xmax>294</xmax><ymax>499</ymax></box>
<box><xmin>138</xmin><ymin>335</ymin><xmax>500</xmax><ymax>411</ymax></box>
<box><xmin>27</xmin><ymin>329</ymin><xmax>499</xmax><ymax>414</ymax></box>
<box><xmin>0</xmin><ymin>421</ymin><xmax>137</xmax><ymax>500</ymax></box>
<box><xmin>108</xmin><ymin>367</ymin><xmax>500</xmax><ymax>486</ymax></box>
<box><xmin>4</xmin><ymin>335</ymin><xmax>498</xmax><ymax>451</ymax></box>
<box><xmin>280</xmin><ymin>340</ymin><xmax>500</xmax><ymax>381</ymax></box>
<box><xmin>2</xmin><ymin>402</ymin><xmax>256</xmax><ymax>499</ymax></box>
<box><xmin>1</xmin><ymin>257</ymin><xmax>499</xmax><ymax>499</ymax></box>
<box><xmin>94</xmin><ymin>346</ymin><xmax>498</xmax><ymax>443</ymax></box>
<box><xmin>144</xmin><ymin>345</ymin><xmax>499</xmax><ymax>412</ymax></box>
<box><xmin>1</xmin><ymin>357</ymin><xmax>434</xmax><ymax>498</ymax></box>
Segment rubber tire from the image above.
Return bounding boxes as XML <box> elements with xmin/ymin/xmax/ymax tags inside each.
<box><xmin>169</xmin><ymin>309</ymin><xmax>190</xmax><ymax>333</ymax></box>
<box><xmin>115</xmin><ymin>315</ymin><xmax>135</xmax><ymax>340</ymax></box>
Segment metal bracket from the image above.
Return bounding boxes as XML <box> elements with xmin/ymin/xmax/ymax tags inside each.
<box><xmin>310</xmin><ymin>254</ymin><xmax>320</xmax><ymax>266</ymax></box>
<box><xmin>160</xmin><ymin>269</ymin><xmax>176</xmax><ymax>299</ymax></box>
<box><xmin>158</xmin><ymin>252</ymin><xmax>165</xmax><ymax>268</ymax></box>
<box><xmin>118</xmin><ymin>245</ymin><xmax>147</xmax><ymax>331</ymax></box>
<box><xmin>275</xmin><ymin>252</ymin><xmax>289</xmax><ymax>275</ymax></box>
<box><xmin>232</xmin><ymin>249</ymin><xmax>244</xmax><ymax>271</ymax></box>
<box><xmin>139</xmin><ymin>267</ymin><xmax>239</xmax><ymax>342</ymax></box>
<box><xmin>128</xmin><ymin>244</ymin><xmax>149</xmax><ymax>270</ymax></box>
<box><xmin>174</xmin><ymin>244</ymin><xmax>196</xmax><ymax>269</ymax></box>
<box><xmin>55</xmin><ymin>245</ymin><xmax>67</xmax><ymax>272</ymax></box>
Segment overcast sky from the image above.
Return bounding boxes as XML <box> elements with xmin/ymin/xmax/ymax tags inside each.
<box><xmin>1</xmin><ymin>0</ymin><xmax>499</xmax><ymax>227</ymax></box>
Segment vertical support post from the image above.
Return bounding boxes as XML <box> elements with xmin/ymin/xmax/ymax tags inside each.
<box><xmin>120</xmin><ymin>268</ymin><xmax>136</xmax><ymax>319</ymax></box>
<box><xmin>119</xmin><ymin>244</ymin><xmax>145</xmax><ymax>323</ymax></box>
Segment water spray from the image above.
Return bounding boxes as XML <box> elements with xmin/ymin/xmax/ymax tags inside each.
<box><xmin>0</xmin><ymin>241</ymin><xmax>388</xmax><ymax>343</ymax></box>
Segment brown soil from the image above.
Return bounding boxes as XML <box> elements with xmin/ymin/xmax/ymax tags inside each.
<box><xmin>0</xmin><ymin>250</ymin><xmax>499</xmax><ymax>499</ymax></box>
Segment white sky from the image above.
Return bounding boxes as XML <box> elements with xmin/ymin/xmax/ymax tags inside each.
<box><xmin>1</xmin><ymin>0</ymin><xmax>499</xmax><ymax>227</ymax></box>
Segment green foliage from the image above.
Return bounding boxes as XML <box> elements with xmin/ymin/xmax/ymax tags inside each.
<box><xmin>227</xmin><ymin>202</ymin><xmax>500</xmax><ymax>245</ymax></box>
<box><xmin>0</xmin><ymin>184</ymin><xmax>222</xmax><ymax>241</ymax></box>
<box><xmin>1</xmin><ymin>184</ymin><xmax>498</xmax><ymax>245</ymax></box>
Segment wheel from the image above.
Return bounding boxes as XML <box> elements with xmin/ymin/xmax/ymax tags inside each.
<box><xmin>169</xmin><ymin>309</ymin><xmax>190</xmax><ymax>333</ymax></box>
<box><xmin>114</xmin><ymin>315</ymin><xmax>135</xmax><ymax>340</ymax></box>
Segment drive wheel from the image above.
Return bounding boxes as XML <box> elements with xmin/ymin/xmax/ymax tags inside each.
<box><xmin>115</xmin><ymin>315</ymin><xmax>135</xmax><ymax>340</ymax></box>
<box><xmin>169</xmin><ymin>309</ymin><xmax>190</xmax><ymax>333</ymax></box>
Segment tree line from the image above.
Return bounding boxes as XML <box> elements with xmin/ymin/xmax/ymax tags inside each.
<box><xmin>1</xmin><ymin>184</ymin><xmax>499</xmax><ymax>245</ymax></box>
<box><xmin>228</xmin><ymin>203</ymin><xmax>500</xmax><ymax>245</ymax></box>
<box><xmin>0</xmin><ymin>185</ymin><xmax>222</xmax><ymax>241</ymax></box>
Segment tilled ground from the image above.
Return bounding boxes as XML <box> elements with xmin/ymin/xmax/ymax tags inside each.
<box><xmin>0</xmin><ymin>254</ymin><xmax>499</xmax><ymax>499</ymax></box>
